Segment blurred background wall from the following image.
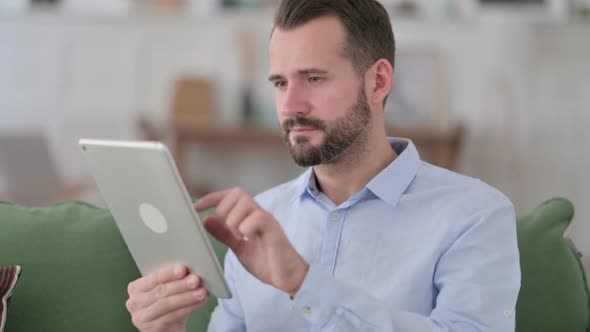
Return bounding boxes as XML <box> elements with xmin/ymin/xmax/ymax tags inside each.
<box><xmin>0</xmin><ymin>0</ymin><xmax>589</xmax><ymax>267</ymax></box>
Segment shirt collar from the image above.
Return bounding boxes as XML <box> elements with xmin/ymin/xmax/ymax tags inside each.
<box><xmin>294</xmin><ymin>168</ymin><xmax>317</xmax><ymax>199</ymax></box>
<box><xmin>294</xmin><ymin>138</ymin><xmax>421</xmax><ymax>207</ymax></box>
<box><xmin>366</xmin><ymin>138</ymin><xmax>421</xmax><ymax>207</ymax></box>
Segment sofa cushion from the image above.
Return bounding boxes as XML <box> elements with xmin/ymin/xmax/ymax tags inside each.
<box><xmin>0</xmin><ymin>201</ymin><xmax>228</xmax><ymax>332</ymax></box>
<box><xmin>0</xmin><ymin>201</ymin><xmax>141</xmax><ymax>331</ymax></box>
<box><xmin>1</xmin><ymin>265</ymin><xmax>21</xmax><ymax>332</ymax></box>
<box><xmin>516</xmin><ymin>198</ymin><xmax>590</xmax><ymax>332</ymax></box>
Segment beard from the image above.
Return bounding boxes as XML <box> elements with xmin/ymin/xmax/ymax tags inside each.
<box><xmin>281</xmin><ymin>87</ymin><xmax>371</xmax><ymax>167</ymax></box>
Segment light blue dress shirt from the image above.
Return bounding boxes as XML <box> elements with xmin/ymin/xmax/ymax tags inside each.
<box><xmin>208</xmin><ymin>138</ymin><xmax>521</xmax><ymax>331</ymax></box>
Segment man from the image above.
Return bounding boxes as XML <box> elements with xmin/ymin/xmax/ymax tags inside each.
<box><xmin>126</xmin><ymin>0</ymin><xmax>521</xmax><ymax>331</ymax></box>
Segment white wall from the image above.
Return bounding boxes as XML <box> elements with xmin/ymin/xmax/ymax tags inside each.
<box><xmin>0</xmin><ymin>10</ymin><xmax>588</xmax><ymax>266</ymax></box>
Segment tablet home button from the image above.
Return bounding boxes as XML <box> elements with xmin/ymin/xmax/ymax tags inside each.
<box><xmin>139</xmin><ymin>203</ymin><xmax>168</xmax><ymax>234</ymax></box>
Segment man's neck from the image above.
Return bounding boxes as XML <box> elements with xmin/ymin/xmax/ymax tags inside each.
<box><xmin>313</xmin><ymin>132</ymin><xmax>397</xmax><ymax>206</ymax></box>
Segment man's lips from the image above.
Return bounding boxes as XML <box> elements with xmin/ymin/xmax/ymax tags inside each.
<box><xmin>290</xmin><ymin>127</ymin><xmax>318</xmax><ymax>133</ymax></box>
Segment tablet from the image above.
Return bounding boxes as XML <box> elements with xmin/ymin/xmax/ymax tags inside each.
<box><xmin>79</xmin><ymin>139</ymin><xmax>231</xmax><ymax>299</ymax></box>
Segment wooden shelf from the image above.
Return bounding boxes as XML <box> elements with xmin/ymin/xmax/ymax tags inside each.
<box><xmin>174</xmin><ymin>124</ymin><xmax>284</xmax><ymax>144</ymax></box>
<box><xmin>172</xmin><ymin>125</ymin><xmax>464</xmax><ymax>187</ymax></box>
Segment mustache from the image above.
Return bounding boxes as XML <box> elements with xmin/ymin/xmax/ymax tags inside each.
<box><xmin>282</xmin><ymin>117</ymin><xmax>326</xmax><ymax>132</ymax></box>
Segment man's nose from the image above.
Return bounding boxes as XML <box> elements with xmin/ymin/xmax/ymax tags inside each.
<box><xmin>280</xmin><ymin>84</ymin><xmax>311</xmax><ymax>118</ymax></box>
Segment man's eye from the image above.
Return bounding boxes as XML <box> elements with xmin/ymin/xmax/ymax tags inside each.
<box><xmin>309</xmin><ymin>77</ymin><xmax>322</xmax><ymax>83</ymax></box>
<box><xmin>274</xmin><ymin>81</ymin><xmax>287</xmax><ymax>88</ymax></box>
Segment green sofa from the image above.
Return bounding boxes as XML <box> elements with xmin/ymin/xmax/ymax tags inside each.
<box><xmin>0</xmin><ymin>202</ymin><xmax>224</xmax><ymax>332</ymax></box>
<box><xmin>0</xmin><ymin>198</ymin><xmax>588</xmax><ymax>331</ymax></box>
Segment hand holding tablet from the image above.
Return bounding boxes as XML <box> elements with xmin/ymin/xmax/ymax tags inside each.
<box><xmin>80</xmin><ymin>139</ymin><xmax>310</xmax><ymax>331</ymax></box>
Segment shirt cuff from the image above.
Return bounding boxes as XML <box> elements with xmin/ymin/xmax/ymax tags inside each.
<box><xmin>291</xmin><ymin>264</ymin><xmax>337</xmax><ymax>326</ymax></box>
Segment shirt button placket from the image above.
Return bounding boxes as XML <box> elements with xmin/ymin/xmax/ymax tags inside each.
<box><xmin>319</xmin><ymin>210</ymin><xmax>344</xmax><ymax>271</ymax></box>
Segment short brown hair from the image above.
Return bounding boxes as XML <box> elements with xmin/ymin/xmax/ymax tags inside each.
<box><xmin>274</xmin><ymin>0</ymin><xmax>395</xmax><ymax>76</ymax></box>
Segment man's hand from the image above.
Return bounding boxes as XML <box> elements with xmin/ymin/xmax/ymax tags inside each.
<box><xmin>126</xmin><ymin>265</ymin><xmax>208</xmax><ymax>332</ymax></box>
<box><xmin>195</xmin><ymin>187</ymin><xmax>309</xmax><ymax>297</ymax></box>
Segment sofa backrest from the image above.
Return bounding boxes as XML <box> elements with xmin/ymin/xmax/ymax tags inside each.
<box><xmin>516</xmin><ymin>198</ymin><xmax>590</xmax><ymax>332</ymax></box>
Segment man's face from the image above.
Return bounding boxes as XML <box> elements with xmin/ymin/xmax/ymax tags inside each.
<box><xmin>269</xmin><ymin>16</ymin><xmax>371</xmax><ymax>167</ymax></box>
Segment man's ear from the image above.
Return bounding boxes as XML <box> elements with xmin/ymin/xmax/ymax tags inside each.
<box><xmin>367</xmin><ymin>59</ymin><xmax>393</xmax><ymax>107</ymax></box>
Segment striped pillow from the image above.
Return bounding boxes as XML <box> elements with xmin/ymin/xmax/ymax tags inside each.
<box><xmin>1</xmin><ymin>266</ymin><xmax>21</xmax><ymax>332</ymax></box>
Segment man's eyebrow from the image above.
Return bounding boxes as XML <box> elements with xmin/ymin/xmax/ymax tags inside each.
<box><xmin>268</xmin><ymin>74</ymin><xmax>284</xmax><ymax>82</ymax></box>
<box><xmin>268</xmin><ymin>68</ymin><xmax>329</xmax><ymax>82</ymax></box>
<box><xmin>297</xmin><ymin>68</ymin><xmax>328</xmax><ymax>75</ymax></box>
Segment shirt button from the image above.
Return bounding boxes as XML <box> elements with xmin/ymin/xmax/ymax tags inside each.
<box><xmin>303</xmin><ymin>306</ymin><xmax>312</xmax><ymax>316</ymax></box>
<box><xmin>331</xmin><ymin>213</ymin><xmax>341</xmax><ymax>222</ymax></box>
<box><xmin>503</xmin><ymin>310</ymin><xmax>513</xmax><ymax>318</ymax></box>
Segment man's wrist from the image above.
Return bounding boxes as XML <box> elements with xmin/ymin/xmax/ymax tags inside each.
<box><xmin>287</xmin><ymin>261</ymin><xmax>310</xmax><ymax>298</ymax></box>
